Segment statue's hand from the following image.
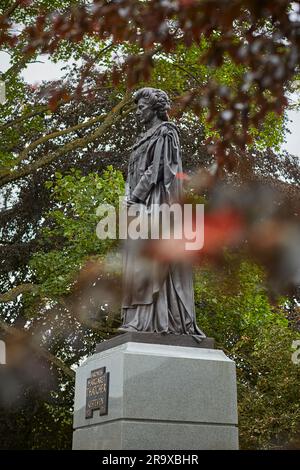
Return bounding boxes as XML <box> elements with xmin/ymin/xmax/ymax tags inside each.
<box><xmin>125</xmin><ymin>195</ymin><xmax>141</xmax><ymax>207</ymax></box>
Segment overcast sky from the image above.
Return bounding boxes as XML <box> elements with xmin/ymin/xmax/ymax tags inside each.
<box><xmin>0</xmin><ymin>50</ymin><xmax>299</xmax><ymax>157</ymax></box>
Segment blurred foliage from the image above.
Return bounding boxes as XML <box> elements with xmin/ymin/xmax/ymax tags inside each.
<box><xmin>0</xmin><ymin>7</ymin><xmax>292</xmax><ymax>184</ymax></box>
<box><xmin>1</xmin><ymin>0</ymin><xmax>297</xmax><ymax>163</ymax></box>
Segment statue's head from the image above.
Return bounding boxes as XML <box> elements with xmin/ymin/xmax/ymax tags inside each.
<box><xmin>134</xmin><ymin>87</ymin><xmax>170</xmax><ymax>125</ymax></box>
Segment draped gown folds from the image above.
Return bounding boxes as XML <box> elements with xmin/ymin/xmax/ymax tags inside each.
<box><xmin>120</xmin><ymin>121</ymin><xmax>205</xmax><ymax>339</ymax></box>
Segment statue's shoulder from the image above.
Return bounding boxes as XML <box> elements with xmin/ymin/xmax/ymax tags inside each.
<box><xmin>154</xmin><ymin>121</ymin><xmax>179</xmax><ymax>137</ymax></box>
<box><xmin>131</xmin><ymin>122</ymin><xmax>179</xmax><ymax>152</ymax></box>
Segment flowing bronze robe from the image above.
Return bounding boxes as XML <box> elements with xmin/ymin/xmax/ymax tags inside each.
<box><xmin>121</xmin><ymin>121</ymin><xmax>205</xmax><ymax>337</ymax></box>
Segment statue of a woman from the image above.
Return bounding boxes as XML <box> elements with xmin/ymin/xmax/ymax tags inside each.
<box><xmin>119</xmin><ymin>87</ymin><xmax>205</xmax><ymax>339</ymax></box>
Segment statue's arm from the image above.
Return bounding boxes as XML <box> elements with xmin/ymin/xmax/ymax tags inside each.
<box><xmin>131</xmin><ymin>128</ymin><xmax>180</xmax><ymax>203</ymax></box>
<box><xmin>131</xmin><ymin>134</ymin><xmax>166</xmax><ymax>202</ymax></box>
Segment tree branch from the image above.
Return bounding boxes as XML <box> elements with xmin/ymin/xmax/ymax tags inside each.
<box><xmin>0</xmin><ymin>105</ymin><xmax>49</xmax><ymax>132</ymax></box>
<box><xmin>13</xmin><ymin>110</ymin><xmax>111</xmax><ymax>167</ymax></box>
<box><xmin>0</xmin><ymin>0</ymin><xmax>22</xmax><ymax>19</ymax></box>
<box><xmin>0</xmin><ymin>283</ymin><xmax>38</xmax><ymax>303</ymax></box>
<box><xmin>0</xmin><ymin>93</ymin><xmax>134</xmax><ymax>188</ymax></box>
<box><xmin>0</xmin><ymin>84</ymin><xmax>116</xmax><ymax>133</ymax></box>
<box><xmin>171</xmin><ymin>62</ymin><xmax>203</xmax><ymax>85</ymax></box>
<box><xmin>1</xmin><ymin>53</ymin><xmax>34</xmax><ymax>80</ymax></box>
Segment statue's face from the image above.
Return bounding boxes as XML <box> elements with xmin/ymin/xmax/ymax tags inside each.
<box><xmin>136</xmin><ymin>98</ymin><xmax>156</xmax><ymax>125</ymax></box>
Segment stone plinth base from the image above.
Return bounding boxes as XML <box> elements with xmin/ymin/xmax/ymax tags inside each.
<box><xmin>72</xmin><ymin>334</ymin><xmax>238</xmax><ymax>450</ymax></box>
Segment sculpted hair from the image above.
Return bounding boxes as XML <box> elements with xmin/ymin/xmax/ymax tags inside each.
<box><xmin>134</xmin><ymin>87</ymin><xmax>171</xmax><ymax>121</ymax></box>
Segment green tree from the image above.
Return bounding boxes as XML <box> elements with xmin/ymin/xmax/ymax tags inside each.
<box><xmin>194</xmin><ymin>258</ymin><xmax>300</xmax><ymax>449</ymax></box>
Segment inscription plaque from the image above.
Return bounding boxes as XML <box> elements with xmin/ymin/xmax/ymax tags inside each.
<box><xmin>85</xmin><ymin>367</ymin><xmax>109</xmax><ymax>419</ymax></box>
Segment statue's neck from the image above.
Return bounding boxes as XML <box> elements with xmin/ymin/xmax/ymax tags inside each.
<box><xmin>145</xmin><ymin>115</ymin><xmax>163</xmax><ymax>131</ymax></box>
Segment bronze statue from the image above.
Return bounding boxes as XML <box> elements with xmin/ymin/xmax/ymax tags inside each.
<box><xmin>119</xmin><ymin>87</ymin><xmax>205</xmax><ymax>339</ymax></box>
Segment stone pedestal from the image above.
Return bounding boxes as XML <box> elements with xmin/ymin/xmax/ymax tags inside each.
<box><xmin>72</xmin><ymin>333</ymin><xmax>238</xmax><ymax>450</ymax></box>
